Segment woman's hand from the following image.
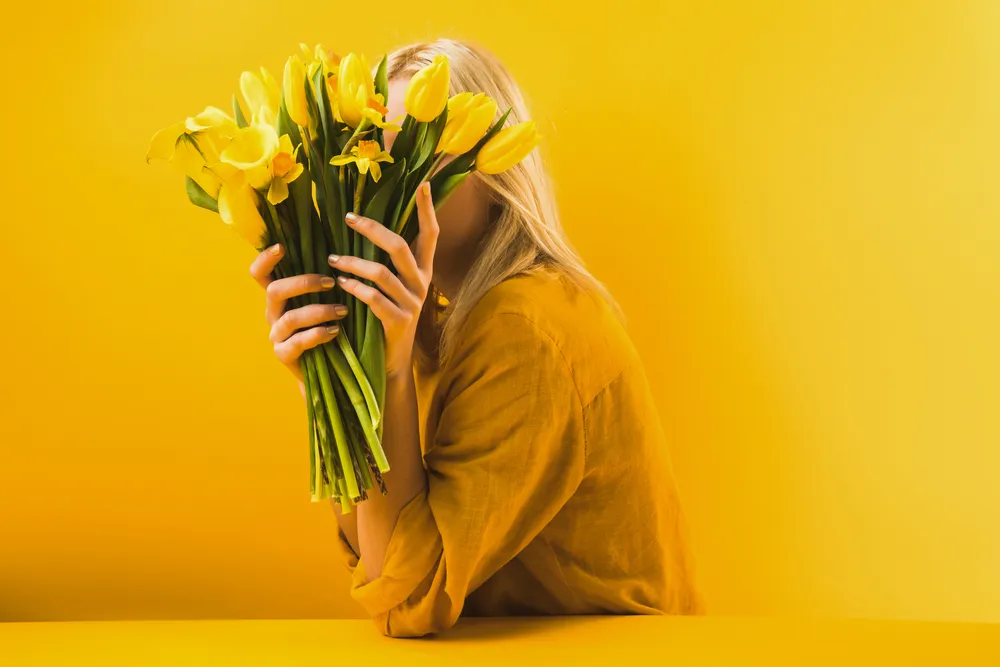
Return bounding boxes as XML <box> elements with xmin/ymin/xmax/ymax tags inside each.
<box><xmin>330</xmin><ymin>181</ymin><xmax>439</xmax><ymax>378</ymax></box>
<box><xmin>249</xmin><ymin>244</ymin><xmax>349</xmax><ymax>396</ymax></box>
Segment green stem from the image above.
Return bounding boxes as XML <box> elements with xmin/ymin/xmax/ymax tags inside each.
<box><xmin>353</xmin><ymin>174</ymin><xmax>367</xmax><ymax>347</ymax></box>
<box><xmin>312</xmin><ymin>350</ymin><xmax>360</xmax><ymax>500</ymax></box>
<box><xmin>395</xmin><ymin>152</ymin><xmax>447</xmax><ymax>237</ymax></box>
<box><xmin>325</xmin><ymin>338</ymin><xmax>388</xmax><ymax>473</ymax></box>
<box><xmin>305</xmin><ymin>350</ymin><xmax>340</xmax><ymax>499</ymax></box>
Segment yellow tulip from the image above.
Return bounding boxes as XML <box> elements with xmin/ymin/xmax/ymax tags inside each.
<box><xmin>474</xmin><ymin>121</ymin><xmax>541</xmax><ymax>174</ymax></box>
<box><xmin>336</xmin><ymin>52</ymin><xmax>387</xmax><ymax>128</ymax></box>
<box><xmin>266</xmin><ymin>134</ymin><xmax>305</xmax><ymax>205</ymax></box>
<box><xmin>283</xmin><ymin>54</ymin><xmax>312</xmax><ymax>130</ymax></box>
<box><xmin>239</xmin><ymin>67</ymin><xmax>280</xmax><ymax>126</ymax></box>
<box><xmin>307</xmin><ymin>44</ymin><xmax>341</xmax><ymax>109</ymax></box>
<box><xmin>404</xmin><ymin>54</ymin><xmax>450</xmax><ymax>122</ymax></box>
<box><xmin>218</xmin><ymin>178</ymin><xmax>268</xmax><ymax>249</ymax></box>
<box><xmin>330</xmin><ymin>139</ymin><xmax>394</xmax><ymax>183</ymax></box>
<box><xmin>220</xmin><ymin>123</ymin><xmax>280</xmax><ymax>190</ymax></box>
<box><xmin>436</xmin><ymin>92</ymin><xmax>497</xmax><ymax>155</ymax></box>
<box><xmin>300</xmin><ymin>43</ymin><xmax>339</xmax><ymax>80</ymax></box>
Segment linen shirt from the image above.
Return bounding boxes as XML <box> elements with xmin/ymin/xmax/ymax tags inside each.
<box><xmin>334</xmin><ymin>265</ymin><xmax>705</xmax><ymax>637</ymax></box>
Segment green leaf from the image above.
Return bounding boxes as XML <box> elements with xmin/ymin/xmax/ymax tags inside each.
<box><xmin>313</xmin><ymin>66</ymin><xmax>334</xmax><ymax>158</ymax></box>
<box><xmin>302</xmin><ymin>70</ymin><xmax>324</xmax><ymax>150</ymax></box>
<box><xmin>389</xmin><ymin>115</ymin><xmax>417</xmax><ymax>163</ymax></box>
<box><xmin>430</xmin><ymin>169</ymin><xmax>471</xmax><ymax>211</ymax></box>
<box><xmin>410</xmin><ymin>107</ymin><xmax>449</xmax><ymax>177</ymax></box>
<box><xmin>374</xmin><ymin>55</ymin><xmax>389</xmax><ymax>105</ymax></box>
<box><xmin>232</xmin><ymin>94</ymin><xmax>248</xmax><ymax>129</ymax></box>
<box><xmin>185</xmin><ymin>176</ymin><xmax>219</xmax><ymax>213</ymax></box>
<box><xmin>277</xmin><ymin>98</ymin><xmax>302</xmax><ymax>148</ymax></box>
<box><xmin>363</xmin><ymin>158</ymin><xmax>406</xmax><ymax>225</ymax></box>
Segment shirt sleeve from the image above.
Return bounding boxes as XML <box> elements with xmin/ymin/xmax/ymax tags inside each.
<box><xmin>345</xmin><ymin>311</ymin><xmax>588</xmax><ymax>638</ymax></box>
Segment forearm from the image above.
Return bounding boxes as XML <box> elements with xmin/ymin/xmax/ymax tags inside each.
<box><xmin>356</xmin><ymin>362</ymin><xmax>427</xmax><ymax>580</ymax></box>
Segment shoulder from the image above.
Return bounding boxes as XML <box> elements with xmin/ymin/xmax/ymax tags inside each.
<box><xmin>451</xmin><ymin>265</ymin><xmax>638</xmax><ymax>406</ymax></box>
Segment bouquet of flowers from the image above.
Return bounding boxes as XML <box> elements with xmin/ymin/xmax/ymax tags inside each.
<box><xmin>146</xmin><ymin>44</ymin><xmax>540</xmax><ymax>509</ymax></box>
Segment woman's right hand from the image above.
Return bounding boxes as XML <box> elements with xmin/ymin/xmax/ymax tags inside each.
<box><xmin>249</xmin><ymin>243</ymin><xmax>349</xmax><ymax>397</ymax></box>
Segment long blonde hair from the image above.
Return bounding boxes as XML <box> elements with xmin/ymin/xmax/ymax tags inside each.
<box><xmin>384</xmin><ymin>38</ymin><xmax>626</xmax><ymax>372</ymax></box>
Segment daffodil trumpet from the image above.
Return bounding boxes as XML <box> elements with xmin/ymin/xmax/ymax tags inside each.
<box><xmin>147</xmin><ymin>46</ymin><xmax>538</xmax><ymax>508</ymax></box>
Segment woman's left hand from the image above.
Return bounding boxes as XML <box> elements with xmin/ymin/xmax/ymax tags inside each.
<box><xmin>329</xmin><ymin>181</ymin><xmax>439</xmax><ymax>379</ymax></box>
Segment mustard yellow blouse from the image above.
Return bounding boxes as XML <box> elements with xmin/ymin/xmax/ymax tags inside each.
<box><xmin>334</xmin><ymin>265</ymin><xmax>705</xmax><ymax>637</ymax></box>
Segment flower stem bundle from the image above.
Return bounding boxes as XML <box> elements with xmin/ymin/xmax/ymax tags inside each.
<box><xmin>147</xmin><ymin>44</ymin><xmax>541</xmax><ymax>508</ymax></box>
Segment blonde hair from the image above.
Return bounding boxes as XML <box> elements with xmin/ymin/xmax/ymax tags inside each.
<box><xmin>384</xmin><ymin>38</ymin><xmax>626</xmax><ymax>372</ymax></box>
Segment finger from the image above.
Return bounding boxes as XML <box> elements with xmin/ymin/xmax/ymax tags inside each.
<box><xmin>413</xmin><ymin>182</ymin><xmax>440</xmax><ymax>274</ymax></box>
<box><xmin>274</xmin><ymin>323</ymin><xmax>341</xmax><ymax>367</ymax></box>
<box><xmin>270</xmin><ymin>302</ymin><xmax>350</xmax><ymax>344</ymax></box>
<box><xmin>265</xmin><ymin>273</ymin><xmax>336</xmax><ymax>324</ymax></box>
<box><xmin>328</xmin><ymin>254</ymin><xmax>418</xmax><ymax>311</ymax></box>
<box><xmin>250</xmin><ymin>243</ymin><xmax>284</xmax><ymax>289</ymax></box>
<box><xmin>344</xmin><ymin>212</ymin><xmax>422</xmax><ymax>295</ymax></box>
<box><xmin>336</xmin><ymin>275</ymin><xmax>406</xmax><ymax>326</ymax></box>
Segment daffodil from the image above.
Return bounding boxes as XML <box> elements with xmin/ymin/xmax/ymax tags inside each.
<box><xmin>336</xmin><ymin>52</ymin><xmax>388</xmax><ymax>128</ymax></box>
<box><xmin>266</xmin><ymin>134</ymin><xmax>304</xmax><ymax>205</ymax></box>
<box><xmin>404</xmin><ymin>54</ymin><xmax>450</xmax><ymax>122</ymax></box>
<box><xmin>239</xmin><ymin>67</ymin><xmax>280</xmax><ymax>127</ymax></box>
<box><xmin>361</xmin><ymin>108</ymin><xmax>403</xmax><ymax>132</ymax></box>
<box><xmin>147</xmin><ymin>106</ymin><xmax>239</xmax><ymax>197</ymax></box>
<box><xmin>436</xmin><ymin>92</ymin><xmax>497</xmax><ymax>155</ymax></box>
<box><xmin>330</xmin><ymin>139</ymin><xmax>394</xmax><ymax>182</ymax></box>
<box><xmin>474</xmin><ymin>120</ymin><xmax>541</xmax><ymax>174</ymax></box>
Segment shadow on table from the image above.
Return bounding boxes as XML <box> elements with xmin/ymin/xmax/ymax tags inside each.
<box><xmin>434</xmin><ymin>615</ymin><xmax>613</xmax><ymax>642</ymax></box>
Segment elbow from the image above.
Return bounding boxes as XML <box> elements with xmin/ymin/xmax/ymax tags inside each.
<box><xmin>373</xmin><ymin>603</ymin><xmax>461</xmax><ymax>639</ymax></box>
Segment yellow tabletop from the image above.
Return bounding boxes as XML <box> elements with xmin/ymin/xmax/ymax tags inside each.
<box><xmin>2</xmin><ymin>616</ymin><xmax>999</xmax><ymax>666</ymax></box>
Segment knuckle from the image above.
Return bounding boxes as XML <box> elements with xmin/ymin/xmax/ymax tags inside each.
<box><xmin>265</xmin><ymin>280</ymin><xmax>282</xmax><ymax>301</ymax></box>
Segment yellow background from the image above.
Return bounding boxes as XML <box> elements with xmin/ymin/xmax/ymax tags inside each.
<box><xmin>2</xmin><ymin>0</ymin><xmax>997</xmax><ymax>623</ymax></box>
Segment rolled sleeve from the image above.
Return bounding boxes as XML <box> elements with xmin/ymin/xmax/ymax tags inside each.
<box><xmin>346</xmin><ymin>311</ymin><xmax>587</xmax><ymax>638</ymax></box>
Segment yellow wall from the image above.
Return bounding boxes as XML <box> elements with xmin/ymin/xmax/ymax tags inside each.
<box><xmin>1</xmin><ymin>1</ymin><xmax>997</xmax><ymax>623</ymax></box>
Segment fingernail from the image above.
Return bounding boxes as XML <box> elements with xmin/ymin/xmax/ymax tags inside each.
<box><xmin>337</xmin><ymin>275</ymin><xmax>348</xmax><ymax>285</ymax></box>
<box><xmin>321</xmin><ymin>276</ymin><xmax>336</xmax><ymax>288</ymax></box>
<box><xmin>328</xmin><ymin>254</ymin><xmax>340</xmax><ymax>265</ymax></box>
<box><xmin>345</xmin><ymin>212</ymin><xmax>359</xmax><ymax>224</ymax></box>
<box><xmin>326</xmin><ymin>325</ymin><xmax>339</xmax><ymax>336</ymax></box>
<box><xmin>270</xmin><ymin>244</ymin><xmax>282</xmax><ymax>255</ymax></box>
<box><xmin>334</xmin><ymin>304</ymin><xmax>348</xmax><ymax>316</ymax></box>
<box><xmin>422</xmin><ymin>182</ymin><xmax>431</xmax><ymax>196</ymax></box>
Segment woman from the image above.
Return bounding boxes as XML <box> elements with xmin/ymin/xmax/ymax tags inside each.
<box><xmin>249</xmin><ymin>38</ymin><xmax>705</xmax><ymax>638</ymax></box>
